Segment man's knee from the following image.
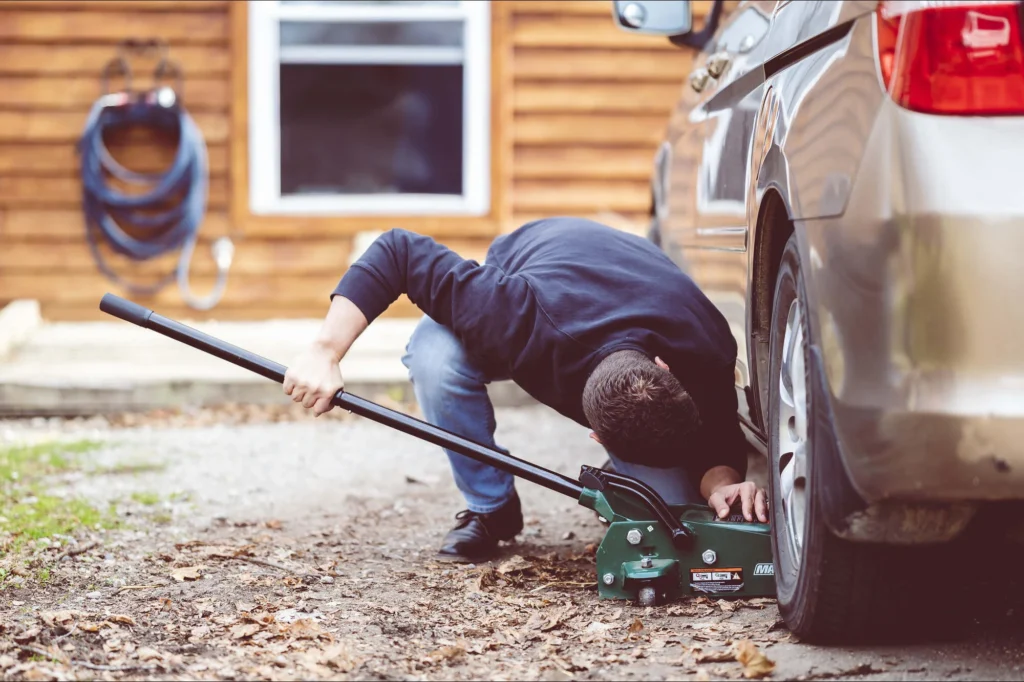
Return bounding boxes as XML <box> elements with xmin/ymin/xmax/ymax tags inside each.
<box><xmin>403</xmin><ymin>318</ymin><xmax>481</xmax><ymax>395</ymax></box>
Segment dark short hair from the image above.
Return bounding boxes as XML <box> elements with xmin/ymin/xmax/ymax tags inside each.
<box><xmin>582</xmin><ymin>350</ymin><xmax>700</xmax><ymax>467</ymax></box>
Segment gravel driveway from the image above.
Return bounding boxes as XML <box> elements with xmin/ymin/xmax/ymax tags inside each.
<box><xmin>1</xmin><ymin>404</ymin><xmax>1022</xmax><ymax>680</ymax></box>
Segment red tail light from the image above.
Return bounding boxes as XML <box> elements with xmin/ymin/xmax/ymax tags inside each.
<box><xmin>875</xmin><ymin>0</ymin><xmax>1024</xmax><ymax>115</ymax></box>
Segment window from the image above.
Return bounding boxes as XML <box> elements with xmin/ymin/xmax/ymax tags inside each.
<box><xmin>247</xmin><ymin>0</ymin><xmax>492</xmax><ymax>216</ymax></box>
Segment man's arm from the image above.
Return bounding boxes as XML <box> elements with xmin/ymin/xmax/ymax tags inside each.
<box><xmin>312</xmin><ymin>295</ymin><xmax>369</xmax><ymax>365</ymax></box>
<box><xmin>284</xmin><ymin>229</ymin><xmax>532</xmax><ymax>414</ymax></box>
<box><xmin>333</xmin><ymin>228</ymin><xmax>533</xmax><ymax>356</ymax></box>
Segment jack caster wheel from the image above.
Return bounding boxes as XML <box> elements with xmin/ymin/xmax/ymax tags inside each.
<box><xmin>637</xmin><ymin>586</ymin><xmax>657</xmax><ymax>607</ymax></box>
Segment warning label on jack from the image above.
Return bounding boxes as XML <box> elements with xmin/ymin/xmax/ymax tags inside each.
<box><xmin>690</xmin><ymin>567</ymin><xmax>744</xmax><ymax>594</ymax></box>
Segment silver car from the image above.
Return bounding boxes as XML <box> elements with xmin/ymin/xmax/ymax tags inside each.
<box><xmin>614</xmin><ymin>0</ymin><xmax>1024</xmax><ymax>641</ymax></box>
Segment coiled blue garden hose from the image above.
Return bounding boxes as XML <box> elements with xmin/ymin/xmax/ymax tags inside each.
<box><xmin>77</xmin><ymin>87</ymin><xmax>233</xmax><ymax>311</ymax></box>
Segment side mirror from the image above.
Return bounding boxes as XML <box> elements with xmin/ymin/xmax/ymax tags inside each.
<box><xmin>613</xmin><ymin>0</ymin><xmax>693</xmax><ymax>36</ymax></box>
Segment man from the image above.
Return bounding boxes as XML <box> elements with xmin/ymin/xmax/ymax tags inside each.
<box><xmin>284</xmin><ymin>217</ymin><xmax>768</xmax><ymax>563</ymax></box>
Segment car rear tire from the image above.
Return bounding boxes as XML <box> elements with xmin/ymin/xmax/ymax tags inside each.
<box><xmin>767</xmin><ymin>235</ymin><xmax>963</xmax><ymax>643</ymax></box>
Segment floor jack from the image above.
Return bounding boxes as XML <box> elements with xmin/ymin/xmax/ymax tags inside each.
<box><xmin>100</xmin><ymin>294</ymin><xmax>777</xmax><ymax>606</ymax></box>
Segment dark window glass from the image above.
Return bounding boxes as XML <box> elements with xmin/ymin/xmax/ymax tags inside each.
<box><xmin>278</xmin><ymin>63</ymin><xmax>464</xmax><ymax>196</ymax></box>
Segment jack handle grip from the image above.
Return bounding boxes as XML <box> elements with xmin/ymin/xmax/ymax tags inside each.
<box><xmin>100</xmin><ymin>293</ymin><xmax>155</xmax><ymax>329</ymax></box>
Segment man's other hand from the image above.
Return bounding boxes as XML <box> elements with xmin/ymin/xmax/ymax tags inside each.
<box><xmin>708</xmin><ymin>481</ymin><xmax>768</xmax><ymax>523</ymax></box>
<box><xmin>283</xmin><ymin>343</ymin><xmax>345</xmax><ymax>416</ymax></box>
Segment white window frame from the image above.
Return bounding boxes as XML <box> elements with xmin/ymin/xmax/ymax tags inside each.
<box><xmin>247</xmin><ymin>0</ymin><xmax>491</xmax><ymax>216</ymax></box>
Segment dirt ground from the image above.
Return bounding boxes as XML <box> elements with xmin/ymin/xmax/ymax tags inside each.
<box><xmin>1</xmin><ymin>403</ymin><xmax>1023</xmax><ymax>681</ymax></box>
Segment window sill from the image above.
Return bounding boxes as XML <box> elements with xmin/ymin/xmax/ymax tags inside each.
<box><xmin>251</xmin><ymin>193</ymin><xmax>490</xmax><ymax>217</ymax></box>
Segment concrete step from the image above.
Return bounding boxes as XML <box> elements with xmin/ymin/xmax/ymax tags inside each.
<box><xmin>0</xmin><ymin>303</ymin><xmax>534</xmax><ymax>417</ymax></box>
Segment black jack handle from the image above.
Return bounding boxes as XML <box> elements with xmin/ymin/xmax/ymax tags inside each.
<box><xmin>99</xmin><ymin>293</ymin><xmax>585</xmax><ymax>499</ymax></box>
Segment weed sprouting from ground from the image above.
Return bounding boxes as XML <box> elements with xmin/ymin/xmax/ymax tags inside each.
<box><xmin>130</xmin><ymin>491</ymin><xmax>161</xmax><ymax>506</ymax></box>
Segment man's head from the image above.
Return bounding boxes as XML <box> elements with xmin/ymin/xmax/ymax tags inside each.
<box><xmin>582</xmin><ymin>350</ymin><xmax>700</xmax><ymax>467</ymax></box>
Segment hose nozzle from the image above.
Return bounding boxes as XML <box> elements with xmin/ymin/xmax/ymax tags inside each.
<box><xmin>212</xmin><ymin>237</ymin><xmax>235</xmax><ymax>271</ymax></box>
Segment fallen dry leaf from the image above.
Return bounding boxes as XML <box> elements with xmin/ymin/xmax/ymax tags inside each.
<box><xmin>696</xmin><ymin>649</ymin><xmax>737</xmax><ymax>664</ymax></box>
<box><xmin>13</xmin><ymin>627</ymin><xmax>40</xmax><ymax>644</ymax></box>
<box><xmin>496</xmin><ymin>555</ymin><xmax>533</xmax><ymax>575</ymax></box>
<box><xmin>136</xmin><ymin>647</ymin><xmax>162</xmax><ymax>662</ymax></box>
<box><xmin>107</xmin><ymin>614</ymin><xmax>136</xmax><ymax>626</ymax></box>
<box><xmin>171</xmin><ymin>566</ymin><xmax>204</xmax><ymax>582</ymax></box>
<box><xmin>39</xmin><ymin>611</ymin><xmax>76</xmax><ymax>628</ymax></box>
<box><xmin>428</xmin><ymin>645</ymin><xmax>466</xmax><ymax>663</ymax></box>
<box><xmin>718</xmin><ymin>599</ymin><xmax>740</xmax><ymax>613</ymax></box>
<box><xmin>585</xmin><ymin>621</ymin><xmax>616</xmax><ymax>635</ymax></box>
<box><xmin>230</xmin><ymin>622</ymin><xmax>262</xmax><ymax>640</ymax></box>
<box><xmin>282</xmin><ymin>618</ymin><xmax>332</xmax><ymax>642</ymax></box>
<box><xmin>475</xmin><ymin>567</ymin><xmax>500</xmax><ymax>590</ymax></box>
<box><xmin>735</xmin><ymin>639</ymin><xmax>776</xmax><ymax>679</ymax></box>
<box><xmin>18</xmin><ymin>664</ymin><xmax>64</xmax><ymax>682</ymax></box>
<box><xmin>247</xmin><ymin>612</ymin><xmax>276</xmax><ymax>626</ymax></box>
<box><xmin>527</xmin><ymin>607</ymin><xmax>572</xmax><ymax>633</ymax></box>
<box><xmin>317</xmin><ymin>644</ymin><xmax>361</xmax><ymax>672</ymax></box>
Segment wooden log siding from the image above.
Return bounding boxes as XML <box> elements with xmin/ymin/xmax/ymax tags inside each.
<box><xmin>0</xmin><ymin>0</ymin><xmax>702</xmax><ymax>321</ymax></box>
<box><xmin>507</xmin><ymin>0</ymin><xmax>701</xmax><ymax>230</ymax></box>
<box><xmin>0</xmin><ymin>0</ymin><xmax>252</xmax><ymax>321</ymax></box>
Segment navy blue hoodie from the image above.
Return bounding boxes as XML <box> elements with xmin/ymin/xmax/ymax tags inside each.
<box><xmin>333</xmin><ymin>217</ymin><xmax>748</xmax><ymax>481</ymax></box>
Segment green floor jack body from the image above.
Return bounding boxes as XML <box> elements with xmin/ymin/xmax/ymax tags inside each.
<box><xmin>99</xmin><ymin>293</ymin><xmax>776</xmax><ymax>606</ymax></box>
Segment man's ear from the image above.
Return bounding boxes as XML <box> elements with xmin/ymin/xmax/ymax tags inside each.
<box><xmin>655</xmin><ymin>356</ymin><xmax>671</xmax><ymax>371</ymax></box>
<box><xmin>589</xmin><ymin>432</ymin><xmax>602</xmax><ymax>445</ymax></box>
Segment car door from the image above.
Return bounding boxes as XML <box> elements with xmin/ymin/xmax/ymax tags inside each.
<box><xmin>682</xmin><ymin>2</ymin><xmax>774</xmax><ymax>427</ymax></box>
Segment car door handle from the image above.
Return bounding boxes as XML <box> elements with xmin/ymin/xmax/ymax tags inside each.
<box><xmin>689</xmin><ymin>68</ymin><xmax>712</xmax><ymax>93</ymax></box>
<box><xmin>706</xmin><ymin>51</ymin><xmax>732</xmax><ymax>79</ymax></box>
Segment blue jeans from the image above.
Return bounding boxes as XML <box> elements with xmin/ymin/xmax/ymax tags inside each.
<box><xmin>401</xmin><ymin>316</ymin><xmax>703</xmax><ymax>513</ymax></box>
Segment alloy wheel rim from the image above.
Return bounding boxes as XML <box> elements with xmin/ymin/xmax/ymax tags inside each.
<box><xmin>777</xmin><ymin>297</ymin><xmax>809</xmax><ymax>568</ymax></box>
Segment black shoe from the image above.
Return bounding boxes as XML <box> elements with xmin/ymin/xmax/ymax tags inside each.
<box><xmin>437</xmin><ymin>493</ymin><xmax>524</xmax><ymax>563</ymax></box>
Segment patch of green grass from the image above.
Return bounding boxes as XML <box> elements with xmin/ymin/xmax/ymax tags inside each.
<box><xmin>91</xmin><ymin>460</ymin><xmax>166</xmax><ymax>476</ymax></box>
<box><xmin>130</xmin><ymin>491</ymin><xmax>161</xmax><ymax>506</ymax></box>
<box><xmin>3</xmin><ymin>495</ymin><xmax>109</xmax><ymax>545</ymax></box>
<box><xmin>0</xmin><ymin>439</ymin><xmax>102</xmax><ymax>482</ymax></box>
<box><xmin>150</xmin><ymin>512</ymin><xmax>174</xmax><ymax>525</ymax></box>
<box><xmin>36</xmin><ymin>566</ymin><xmax>51</xmax><ymax>584</ymax></box>
<box><xmin>0</xmin><ymin>439</ymin><xmax>115</xmax><ymax>559</ymax></box>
